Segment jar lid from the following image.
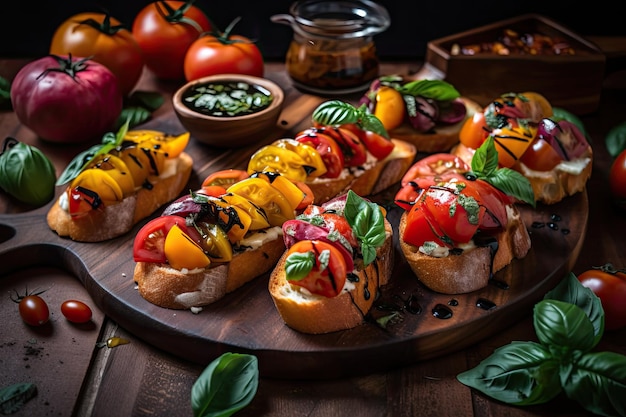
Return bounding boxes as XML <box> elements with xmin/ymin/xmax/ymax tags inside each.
<box><xmin>287</xmin><ymin>0</ymin><xmax>390</xmax><ymax>39</ymax></box>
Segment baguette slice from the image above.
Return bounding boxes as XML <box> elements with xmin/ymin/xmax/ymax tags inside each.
<box><xmin>306</xmin><ymin>138</ymin><xmax>416</xmax><ymax>204</ymax></box>
<box><xmin>269</xmin><ymin>218</ymin><xmax>393</xmax><ymax>334</ymax></box>
<box><xmin>134</xmin><ymin>227</ymin><xmax>285</xmax><ymax>309</ymax></box>
<box><xmin>399</xmin><ymin>204</ymin><xmax>531</xmax><ymax>294</ymax></box>
<box><xmin>386</xmin><ymin>97</ymin><xmax>483</xmax><ymax>153</ymax></box>
<box><xmin>47</xmin><ymin>152</ymin><xmax>193</xmax><ymax>242</ymax></box>
<box><xmin>452</xmin><ymin>143</ymin><xmax>593</xmax><ymax>205</ymax></box>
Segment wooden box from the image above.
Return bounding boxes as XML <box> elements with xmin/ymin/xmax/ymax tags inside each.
<box><xmin>423</xmin><ymin>14</ymin><xmax>606</xmax><ymax>115</ymax></box>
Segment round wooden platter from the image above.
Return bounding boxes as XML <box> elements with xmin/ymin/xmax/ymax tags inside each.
<box><xmin>0</xmin><ymin>180</ymin><xmax>587</xmax><ymax>380</ymax></box>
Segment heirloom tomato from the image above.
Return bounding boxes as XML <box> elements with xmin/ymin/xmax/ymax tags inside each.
<box><xmin>578</xmin><ymin>264</ymin><xmax>626</xmax><ymax>331</ymax></box>
<box><xmin>133</xmin><ymin>215</ymin><xmax>202</xmax><ymax>264</ymax></box>
<box><xmin>50</xmin><ymin>12</ymin><xmax>144</xmax><ymax>95</ymax></box>
<box><xmin>609</xmin><ymin>148</ymin><xmax>626</xmax><ymax>209</ymax></box>
<box><xmin>295</xmin><ymin>128</ymin><xmax>345</xmax><ymax>178</ymax></box>
<box><xmin>284</xmin><ymin>240</ymin><xmax>348</xmax><ymax>298</ymax></box>
<box><xmin>184</xmin><ymin>18</ymin><xmax>264</xmax><ymax>81</ymax></box>
<box><xmin>10</xmin><ymin>55</ymin><xmax>122</xmax><ymax>144</ymax></box>
<box><xmin>317</xmin><ymin>126</ymin><xmax>367</xmax><ymax>167</ymax></box>
<box><xmin>61</xmin><ymin>300</ymin><xmax>93</xmax><ymax>324</ymax></box>
<box><xmin>372</xmin><ymin>86</ymin><xmax>405</xmax><ymax>131</ymax></box>
<box><xmin>132</xmin><ymin>0</ymin><xmax>211</xmax><ymax>80</ymax></box>
<box><xmin>459</xmin><ymin>111</ymin><xmax>490</xmax><ymax>149</ymax></box>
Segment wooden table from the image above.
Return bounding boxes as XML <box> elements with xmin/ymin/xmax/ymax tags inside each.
<box><xmin>1</xmin><ymin>59</ymin><xmax>625</xmax><ymax>417</ymax></box>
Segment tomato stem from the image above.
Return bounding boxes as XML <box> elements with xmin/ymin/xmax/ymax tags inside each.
<box><xmin>592</xmin><ymin>263</ymin><xmax>626</xmax><ymax>274</ymax></box>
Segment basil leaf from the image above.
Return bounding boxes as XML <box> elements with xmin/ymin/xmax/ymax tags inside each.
<box><xmin>191</xmin><ymin>353</ymin><xmax>258</xmax><ymax>417</ymax></box>
<box><xmin>470</xmin><ymin>136</ymin><xmax>536</xmax><ymax>206</ymax></box>
<box><xmin>457</xmin><ymin>341</ymin><xmax>562</xmax><ymax>405</ymax></box>
<box><xmin>343</xmin><ymin>190</ymin><xmax>386</xmax><ymax>266</ymax></box>
<box><xmin>605</xmin><ymin>121</ymin><xmax>626</xmax><ymax>158</ymax></box>
<box><xmin>0</xmin><ymin>138</ymin><xmax>56</xmax><ymax>205</ymax></box>
<box><xmin>561</xmin><ymin>351</ymin><xmax>626</xmax><ymax>417</ymax></box>
<box><xmin>0</xmin><ymin>76</ymin><xmax>11</xmax><ymax>110</ymax></box>
<box><xmin>533</xmin><ymin>300</ymin><xmax>596</xmax><ymax>354</ymax></box>
<box><xmin>359</xmin><ymin>111</ymin><xmax>389</xmax><ymax>138</ymax></box>
<box><xmin>312</xmin><ymin>100</ymin><xmax>360</xmax><ymax>126</ymax></box>
<box><xmin>128</xmin><ymin>90</ymin><xmax>164</xmax><ymax>112</ymax></box>
<box><xmin>544</xmin><ymin>273</ymin><xmax>605</xmax><ymax>346</ymax></box>
<box><xmin>115</xmin><ymin>106</ymin><xmax>152</xmax><ymax>131</ymax></box>
<box><xmin>284</xmin><ymin>251</ymin><xmax>315</xmax><ymax>281</ymax></box>
<box><xmin>0</xmin><ymin>382</ymin><xmax>37</xmax><ymax>415</ymax></box>
<box><xmin>397</xmin><ymin>79</ymin><xmax>460</xmax><ymax>101</ymax></box>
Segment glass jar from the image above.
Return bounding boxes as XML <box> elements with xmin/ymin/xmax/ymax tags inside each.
<box><xmin>271</xmin><ymin>0</ymin><xmax>390</xmax><ymax>94</ymax></box>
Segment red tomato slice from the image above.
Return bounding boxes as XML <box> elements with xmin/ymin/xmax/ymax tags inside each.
<box><xmin>519</xmin><ymin>137</ymin><xmax>563</xmax><ymax>172</ymax></box>
<box><xmin>459</xmin><ymin>111</ymin><xmax>491</xmax><ymax>150</ymax></box>
<box><xmin>317</xmin><ymin>126</ymin><xmax>368</xmax><ymax>167</ymax></box>
<box><xmin>295</xmin><ymin>129</ymin><xmax>345</xmax><ymax>178</ymax></box>
<box><xmin>202</xmin><ymin>169</ymin><xmax>249</xmax><ymax>188</ymax></box>
<box><xmin>133</xmin><ymin>215</ymin><xmax>201</xmax><ymax>263</ymax></box>
<box><xmin>401</xmin><ymin>154</ymin><xmax>469</xmax><ymax>186</ymax></box>
<box><xmin>200</xmin><ymin>185</ymin><xmax>228</xmax><ymax>197</ymax></box>
<box><xmin>402</xmin><ymin>203</ymin><xmax>448</xmax><ymax>248</ymax></box>
<box><xmin>285</xmin><ymin>240</ymin><xmax>348</xmax><ymax>298</ymax></box>
<box><xmin>341</xmin><ymin>123</ymin><xmax>395</xmax><ymax>160</ymax></box>
<box><xmin>294</xmin><ymin>181</ymin><xmax>315</xmax><ymax>210</ymax></box>
<box><xmin>395</xmin><ymin>177</ymin><xmax>436</xmax><ymax>211</ymax></box>
<box><xmin>470</xmin><ymin>179</ymin><xmax>511</xmax><ymax>230</ymax></box>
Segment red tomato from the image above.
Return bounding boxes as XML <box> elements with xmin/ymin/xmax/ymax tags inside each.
<box><xmin>184</xmin><ymin>22</ymin><xmax>264</xmax><ymax>81</ymax></box>
<box><xmin>132</xmin><ymin>1</ymin><xmax>211</xmax><ymax>80</ymax></box>
<box><xmin>578</xmin><ymin>265</ymin><xmax>626</xmax><ymax>330</ymax></box>
<box><xmin>61</xmin><ymin>300</ymin><xmax>93</xmax><ymax>323</ymax></box>
<box><xmin>610</xmin><ymin>149</ymin><xmax>626</xmax><ymax>209</ymax></box>
<box><xmin>341</xmin><ymin>123</ymin><xmax>395</xmax><ymax>160</ymax></box>
<box><xmin>294</xmin><ymin>181</ymin><xmax>315</xmax><ymax>210</ymax></box>
<box><xmin>318</xmin><ymin>126</ymin><xmax>368</xmax><ymax>167</ymax></box>
<box><xmin>295</xmin><ymin>129</ymin><xmax>345</xmax><ymax>178</ymax></box>
<box><xmin>459</xmin><ymin>111</ymin><xmax>490</xmax><ymax>150</ymax></box>
<box><xmin>50</xmin><ymin>12</ymin><xmax>144</xmax><ymax>96</ymax></box>
<box><xmin>202</xmin><ymin>169</ymin><xmax>249</xmax><ymax>188</ymax></box>
<box><xmin>200</xmin><ymin>185</ymin><xmax>228</xmax><ymax>197</ymax></box>
<box><xmin>15</xmin><ymin>294</ymin><xmax>50</xmax><ymax>327</ymax></box>
<box><xmin>519</xmin><ymin>137</ymin><xmax>563</xmax><ymax>171</ymax></box>
<box><xmin>401</xmin><ymin>154</ymin><xmax>469</xmax><ymax>187</ymax></box>
<box><xmin>285</xmin><ymin>240</ymin><xmax>348</xmax><ymax>298</ymax></box>
<box><xmin>133</xmin><ymin>215</ymin><xmax>201</xmax><ymax>263</ymax></box>
<box><xmin>318</xmin><ymin>212</ymin><xmax>359</xmax><ymax>248</ymax></box>
<box><xmin>470</xmin><ymin>179</ymin><xmax>511</xmax><ymax>230</ymax></box>
<box><xmin>394</xmin><ymin>177</ymin><xmax>437</xmax><ymax>211</ymax></box>
<box><xmin>10</xmin><ymin>55</ymin><xmax>122</xmax><ymax>144</ymax></box>
<box><xmin>402</xmin><ymin>200</ymin><xmax>448</xmax><ymax>248</ymax></box>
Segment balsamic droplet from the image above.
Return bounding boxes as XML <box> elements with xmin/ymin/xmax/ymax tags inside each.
<box><xmin>476</xmin><ymin>298</ymin><xmax>496</xmax><ymax>311</ymax></box>
<box><xmin>432</xmin><ymin>304</ymin><xmax>453</xmax><ymax>319</ymax></box>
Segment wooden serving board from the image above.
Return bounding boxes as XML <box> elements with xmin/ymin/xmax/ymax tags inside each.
<box><xmin>0</xmin><ymin>71</ymin><xmax>587</xmax><ymax>379</ymax></box>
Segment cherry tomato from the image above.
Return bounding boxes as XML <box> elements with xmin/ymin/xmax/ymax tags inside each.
<box><xmin>459</xmin><ymin>111</ymin><xmax>490</xmax><ymax>150</ymax></box>
<box><xmin>342</xmin><ymin>123</ymin><xmax>395</xmax><ymax>160</ymax></box>
<box><xmin>519</xmin><ymin>137</ymin><xmax>563</xmax><ymax>171</ymax></box>
<box><xmin>11</xmin><ymin>291</ymin><xmax>50</xmax><ymax>327</ymax></box>
<box><xmin>132</xmin><ymin>0</ymin><xmax>211</xmax><ymax>80</ymax></box>
<box><xmin>61</xmin><ymin>300</ymin><xmax>93</xmax><ymax>324</ymax></box>
<box><xmin>491</xmin><ymin>125</ymin><xmax>537</xmax><ymax>168</ymax></box>
<box><xmin>318</xmin><ymin>126</ymin><xmax>368</xmax><ymax>167</ymax></box>
<box><xmin>50</xmin><ymin>12</ymin><xmax>144</xmax><ymax>96</ymax></box>
<box><xmin>609</xmin><ymin>149</ymin><xmax>626</xmax><ymax>210</ymax></box>
<box><xmin>295</xmin><ymin>128</ymin><xmax>345</xmax><ymax>178</ymax></box>
<box><xmin>285</xmin><ymin>240</ymin><xmax>348</xmax><ymax>298</ymax></box>
<box><xmin>133</xmin><ymin>215</ymin><xmax>202</xmax><ymax>263</ymax></box>
<box><xmin>373</xmin><ymin>86</ymin><xmax>405</xmax><ymax>131</ymax></box>
<box><xmin>578</xmin><ymin>264</ymin><xmax>626</xmax><ymax>330</ymax></box>
<box><xmin>184</xmin><ymin>19</ymin><xmax>264</xmax><ymax>82</ymax></box>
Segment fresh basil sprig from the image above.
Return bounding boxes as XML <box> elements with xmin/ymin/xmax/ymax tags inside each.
<box><xmin>605</xmin><ymin>120</ymin><xmax>626</xmax><ymax>158</ymax></box>
<box><xmin>469</xmin><ymin>136</ymin><xmax>536</xmax><ymax>207</ymax></box>
<box><xmin>191</xmin><ymin>352</ymin><xmax>258</xmax><ymax>417</ymax></box>
<box><xmin>457</xmin><ymin>273</ymin><xmax>626</xmax><ymax>417</ymax></box>
<box><xmin>311</xmin><ymin>100</ymin><xmax>389</xmax><ymax>139</ymax></box>
<box><xmin>56</xmin><ymin>119</ymin><xmax>131</xmax><ymax>186</ymax></box>
<box><xmin>343</xmin><ymin>190</ymin><xmax>386</xmax><ymax>266</ymax></box>
<box><xmin>396</xmin><ymin>79</ymin><xmax>460</xmax><ymax>102</ymax></box>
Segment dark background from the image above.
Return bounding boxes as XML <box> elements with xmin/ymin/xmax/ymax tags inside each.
<box><xmin>1</xmin><ymin>1</ymin><xmax>624</xmax><ymax>60</ymax></box>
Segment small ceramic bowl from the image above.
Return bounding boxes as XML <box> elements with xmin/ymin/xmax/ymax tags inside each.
<box><xmin>173</xmin><ymin>74</ymin><xmax>285</xmax><ymax>148</ymax></box>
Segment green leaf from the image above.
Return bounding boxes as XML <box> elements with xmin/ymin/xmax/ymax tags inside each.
<box><xmin>544</xmin><ymin>273</ymin><xmax>605</xmax><ymax>346</ymax></box>
<box><xmin>397</xmin><ymin>79</ymin><xmax>460</xmax><ymax>101</ymax></box>
<box><xmin>359</xmin><ymin>111</ymin><xmax>389</xmax><ymax>138</ymax></box>
<box><xmin>115</xmin><ymin>106</ymin><xmax>152</xmax><ymax>130</ymax></box>
<box><xmin>284</xmin><ymin>251</ymin><xmax>315</xmax><ymax>281</ymax></box>
<box><xmin>343</xmin><ymin>190</ymin><xmax>386</xmax><ymax>266</ymax></box>
<box><xmin>191</xmin><ymin>353</ymin><xmax>258</xmax><ymax>417</ymax></box>
<box><xmin>533</xmin><ymin>300</ymin><xmax>596</xmax><ymax>355</ymax></box>
<box><xmin>457</xmin><ymin>341</ymin><xmax>562</xmax><ymax>405</ymax></box>
<box><xmin>0</xmin><ymin>76</ymin><xmax>11</xmax><ymax>110</ymax></box>
<box><xmin>0</xmin><ymin>382</ymin><xmax>37</xmax><ymax>415</ymax></box>
<box><xmin>312</xmin><ymin>100</ymin><xmax>360</xmax><ymax>126</ymax></box>
<box><xmin>470</xmin><ymin>136</ymin><xmax>536</xmax><ymax>206</ymax></box>
<box><xmin>561</xmin><ymin>351</ymin><xmax>626</xmax><ymax>417</ymax></box>
<box><xmin>605</xmin><ymin>121</ymin><xmax>626</xmax><ymax>158</ymax></box>
<box><xmin>128</xmin><ymin>90</ymin><xmax>165</xmax><ymax>112</ymax></box>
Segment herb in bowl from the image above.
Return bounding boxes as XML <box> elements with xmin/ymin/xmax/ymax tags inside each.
<box><xmin>182</xmin><ymin>81</ymin><xmax>273</xmax><ymax>117</ymax></box>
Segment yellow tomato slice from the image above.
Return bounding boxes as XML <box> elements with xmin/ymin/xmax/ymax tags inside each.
<box><xmin>88</xmin><ymin>154</ymin><xmax>135</xmax><ymax>197</ymax></box>
<box><xmin>519</xmin><ymin>91</ymin><xmax>553</xmax><ymax>121</ymax></box>
<box><xmin>70</xmin><ymin>169</ymin><xmax>124</xmax><ymax>204</ymax></box>
<box><xmin>492</xmin><ymin>125</ymin><xmax>537</xmax><ymax>168</ymax></box>
<box><xmin>252</xmin><ymin>172</ymin><xmax>305</xmax><ymax>211</ymax></box>
<box><xmin>197</xmin><ymin>222</ymin><xmax>233</xmax><ymax>263</ymax></box>
<box><xmin>227</xmin><ymin>177</ymin><xmax>295</xmax><ymax>227</ymax></box>
<box><xmin>374</xmin><ymin>86</ymin><xmax>405</xmax><ymax>131</ymax></box>
<box><xmin>127</xmin><ymin>130</ymin><xmax>190</xmax><ymax>158</ymax></box>
<box><xmin>165</xmin><ymin>224</ymin><xmax>210</xmax><ymax>270</ymax></box>
<box><xmin>207</xmin><ymin>197</ymin><xmax>253</xmax><ymax>243</ymax></box>
<box><xmin>272</xmin><ymin>138</ymin><xmax>327</xmax><ymax>178</ymax></box>
<box><xmin>247</xmin><ymin>145</ymin><xmax>309</xmax><ymax>182</ymax></box>
<box><xmin>114</xmin><ymin>145</ymin><xmax>153</xmax><ymax>187</ymax></box>
<box><xmin>220</xmin><ymin>193</ymin><xmax>271</xmax><ymax>230</ymax></box>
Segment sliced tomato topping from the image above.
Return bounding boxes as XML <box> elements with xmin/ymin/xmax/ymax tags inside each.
<box><xmin>133</xmin><ymin>215</ymin><xmax>202</xmax><ymax>264</ymax></box>
<box><xmin>295</xmin><ymin>128</ymin><xmax>345</xmax><ymax>178</ymax></box>
<box><xmin>341</xmin><ymin>123</ymin><xmax>395</xmax><ymax>160</ymax></box>
<box><xmin>317</xmin><ymin>126</ymin><xmax>368</xmax><ymax>167</ymax></box>
<box><xmin>202</xmin><ymin>169</ymin><xmax>249</xmax><ymax>188</ymax></box>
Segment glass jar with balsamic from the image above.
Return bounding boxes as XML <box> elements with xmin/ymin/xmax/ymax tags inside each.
<box><xmin>271</xmin><ymin>0</ymin><xmax>390</xmax><ymax>94</ymax></box>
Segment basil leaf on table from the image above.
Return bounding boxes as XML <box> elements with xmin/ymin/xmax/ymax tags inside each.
<box><xmin>457</xmin><ymin>273</ymin><xmax>626</xmax><ymax>417</ymax></box>
<box><xmin>191</xmin><ymin>353</ymin><xmax>258</xmax><ymax>417</ymax></box>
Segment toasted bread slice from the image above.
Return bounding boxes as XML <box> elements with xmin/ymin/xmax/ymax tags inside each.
<box><xmin>268</xmin><ymin>218</ymin><xmax>393</xmax><ymax>334</ymax></box>
<box><xmin>399</xmin><ymin>205</ymin><xmax>531</xmax><ymax>294</ymax></box>
<box><xmin>47</xmin><ymin>152</ymin><xmax>193</xmax><ymax>242</ymax></box>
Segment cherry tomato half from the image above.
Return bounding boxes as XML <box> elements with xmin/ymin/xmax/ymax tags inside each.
<box><xmin>133</xmin><ymin>215</ymin><xmax>202</xmax><ymax>263</ymax></box>
<box><xmin>61</xmin><ymin>300</ymin><xmax>93</xmax><ymax>324</ymax></box>
<box><xmin>295</xmin><ymin>128</ymin><xmax>345</xmax><ymax>178</ymax></box>
<box><xmin>578</xmin><ymin>265</ymin><xmax>626</xmax><ymax>331</ymax></box>
<box><xmin>342</xmin><ymin>123</ymin><xmax>395</xmax><ymax>160</ymax></box>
